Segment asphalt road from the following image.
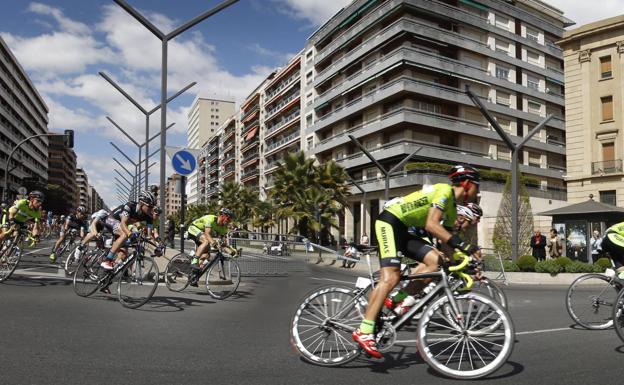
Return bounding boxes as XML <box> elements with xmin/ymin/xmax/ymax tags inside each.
<box><xmin>2</xmin><ymin>238</ymin><xmax>624</xmax><ymax>384</ymax></box>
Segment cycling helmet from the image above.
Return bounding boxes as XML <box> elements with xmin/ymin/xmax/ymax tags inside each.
<box><xmin>29</xmin><ymin>190</ymin><xmax>45</xmax><ymax>201</ymax></box>
<box><xmin>138</xmin><ymin>191</ymin><xmax>156</xmax><ymax>206</ymax></box>
<box><xmin>467</xmin><ymin>202</ymin><xmax>483</xmax><ymax>220</ymax></box>
<box><xmin>456</xmin><ymin>205</ymin><xmax>475</xmax><ymax>222</ymax></box>
<box><xmin>1</xmin><ymin>202</ymin><xmax>7</xmax><ymax>209</ymax></box>
<box><xmin>152</xmin><ymin>206</ymin><xmax>162</xmax><ymax>215</ymax></box>
<box><xmin>76</xmin><ymin>205</ymin><xmax>87</xmax><ymax>214</ymax></box>
<box><xmin>219</xmin><ymin>208</ymin><xmax>235</xmax><ymax>219</ymax></box>
<box><xmin>447</xmin><ymin>165</ymin><xmax>480</xmax><ymax>185</ymax></box>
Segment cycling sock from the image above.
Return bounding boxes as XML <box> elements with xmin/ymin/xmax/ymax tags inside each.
<box><xmin>106</xmin><ymin>252</ymin><xmax>115</xmax><ymax>261</ymax></box>
<box><xmin>359</xmin><ymin>319</ymin><xmax>375</xmax><ymax>334</ymax></box>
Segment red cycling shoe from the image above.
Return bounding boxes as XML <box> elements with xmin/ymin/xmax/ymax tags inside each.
<box><xmin>352</xmin><ymin>329</ymin><xmax>382</xmax><ymax>359</ymax></box>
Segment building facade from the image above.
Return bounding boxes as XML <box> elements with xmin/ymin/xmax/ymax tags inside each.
<box><xmin>558</xmin><ymin>15</ymin><xmax>624</xmax><ymax>208</ymax></box>
<box><xmin>301</xmin><ymin>0</ymin><xmax>573</xmax><ymax>246</ymax></box>
<box><xmin>187</xmin><ymin>96</ymin><xmax>235</xmax><ymax>204</ymax></box>
<box><xmin>76</xmin><ymin>167</ymin><xmax>89</xmax><ymax>209</ymax></box>
<box><xmin>48</xmin><ymin>133</ymin><xmax>77</xmax><ymax>207</ymax></box>
<box><xmin>165</xmin><ymin>174</ymin><xmax>182</xmax><ymax>216</ymax></box>
<box><xmin>0</xmin><ymin>36</ymin><xmax>49</xmax><ymax>200</ymax></box>
<box><xmin>87</xmin><ymin>184</ymin><xmax>105</xmax><ymax>212</ymax></box>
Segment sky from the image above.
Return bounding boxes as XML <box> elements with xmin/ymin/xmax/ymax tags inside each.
<box><xmin>0</xmin><ymin>0</ymin><xmax>622</xmax><ymax>208</ymax></box>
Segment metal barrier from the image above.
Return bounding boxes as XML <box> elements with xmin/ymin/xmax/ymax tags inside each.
<box><xmin>481</xmin><ymin>248</ymin><xmax>508</xmax><ymax>286</ymax></box>
<box><xmin>228</xmin><ymin>231</ymin><xmax>342</xmax><ymax>276</ymax></box>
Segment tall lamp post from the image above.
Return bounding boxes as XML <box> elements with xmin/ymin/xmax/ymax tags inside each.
<box><xmin>99</xmin><ymin>71</ymin><xmax>195</xmax><ymax>190</ymax></box>
<box><xmin>114</xmin><ymin>0</ymin><xmax>240</xmax><ymax>237</ymax></box>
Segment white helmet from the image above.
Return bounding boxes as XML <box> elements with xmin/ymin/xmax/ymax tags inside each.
<box><xmin>456</xmin><ymin>205</ymin><xmax>475</xmax><ymax>222</ymax></box>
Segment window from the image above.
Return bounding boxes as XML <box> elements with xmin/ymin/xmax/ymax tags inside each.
<box><xmin>496</xmin><ymin>117</ymin><xmax>511</xmax><ymax>132</ymax></box>
<box><xmin>497</xmin><ymin>145</ymin><xmax>511</xmax><ymax>161</ymax></box>
<box><xmin>414</xmin><ymin>100</ymin><xmax>441</xmax><ymax>114</ymax></box>
<box><xmin>495</xmin><ymin>40</ymin><xmax>510</xmax><ymax>55</ymax></box>
<box><xmin>527</xmin><ymin>75</ymin><xmax>540</xmax><ymax>91</ymax></box>
<box><xmin>528</xmin><ymin>100</ymin><xmax>541</xmax><ymax>114</ymax></box>
<box><xmin>602</xmin><ymin>142</ymin><xmax>615</xmax><ymax>161</ymax></box>
<box><xmin>306</xmin><ymin>71</ymin><xmax>313</xmax><ymax>85</ymax></box>
<box><xmin>600</xmin><ymin>190</ymin><xmax>617</xmax><ymax>206</ymax></box>
<box><xmin>495</xmin><ymin>14</ymin><xmax>510</xmax><ymax>30</ymax></box>
<box><xmin>495</xmin><ymin>65</ymin><xmax>509</xmax><ymax>80</ymax></box>
<box><xmin>306</xmin><ymin>137</ymin><xmax>313</xmax><ymax>151</ymax></box>
<box><xmin>602</xmin><ymin>96</ymin><xmax>614</xmax><ymax>121</ymax></box>
<box><xmin>496</xmin><ymin>91</ymin><xmax>510</xmax><ymax>106</ymax></box>
<box><xmin>526</xmin><ymin>28</ymin><xmax>539</xmax><ymax>43</ymax></box>
<box><xmin>528</xmin><ymin>152</ymin><xmax>541</xmax><ymax>167</ymax></box>
<box><xmin>600</xmin><ymin>56</ymin><xmax>612</xmax><ymax>79</ymax></box>
<box><xmin>527</xmin><ymin>50</ymin><xmax>540</xmax><ymax>65</ymax></box>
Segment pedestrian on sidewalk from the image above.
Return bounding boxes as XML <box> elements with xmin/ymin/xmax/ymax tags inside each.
<box><xmin>530</xmin><ymin>229</ymin><xmax>546</xmax><ymax>261</ymax></box>
<box><xmin>166</xmin><ymin>219</ymin><xmax>175</xmax><ymax>248</ymax></box>
<box><xmin>360</xmin><ymin>232</ymin><xmax>369</xmax><ymax>246</ymax></box>
<box><xmin>546</xmin><ymin>228</ymin><xmax>563</xmax><ymax>259</ymax></box>
<box><xmin>591</xmin><ymin>230</ymin><xmax>602</xmax><ymax>262</ymax></box>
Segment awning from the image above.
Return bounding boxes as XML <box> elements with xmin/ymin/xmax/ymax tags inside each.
<box><xmin>546</xmin><ymin>76</ymin><xmax>565</xmax><ymax>87</ymax></box>
<box><xmin>459</xmin><ymin>0</ymin><xmax>488</xmax><ymax>12</ymax></box>
<box><xmin>246</xmin><ymin>127</ymin><xmax>258</xmax><ymax>141</ymax></box>
<box><xmin>539</xmin><ymin>199</ymin><xmax>624</xmax><ymax>216</ymax></box>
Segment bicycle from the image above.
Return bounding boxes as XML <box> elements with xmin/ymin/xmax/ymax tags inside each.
<box><xmin>72</xmin><ymin>234</ymin><xmax>162</xmax><ymax>309</ymax></box>
<box><xmin>290</xmin><ymin>245</ymin><xmax>515</xmax><ymax>380</ymax></box>
<box><xmin>164</xmin><ymin>239</ymin><xmax>241</xmax><ymax>299</ymax></box>
<box><xmin>0</xmin><ymin>224</ymin><xmax>37</xmax><ymax>282</ymax></box>
<box><xmin>65</xmin><ymin>234</ymin><xmax>110</xmax><ymax>276</ymax></box>
<box><xmin>566</xmin><ymin>267</ymin><xmax>623</xmax><ymax>329</ymax></box>
<box><xmin>54</xmin><ymin>228</ymin><xmax>80</xmax><ymax>266</ymax></box>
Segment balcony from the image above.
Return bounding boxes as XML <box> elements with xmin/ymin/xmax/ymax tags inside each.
<box><xmin>241</xmin><ymin>168</ymin><xmax>260</xmax><ymax>181</ymax></box>
<box><xmin>265</xmin><ymin>92</ymin><xmax>301</xmax><ymax>121</ymax></box>
<box><xmin>592</xmin><ymin>160</ymin><xmax>623</xmax><ymax>175</ymax></box>
<box><xmin>265</xmin><ymin>70</ymin><xmax>301</xmax><ymax>102</ymax></box>
<box><xmin>241</xmin><ymin>104</ymin><xmax>259</xmax><ymax>122</ymax></box>
<box><xmin>241</xmin><ymin>150</ymin><xmax>259</xmax><ymax>164</ymax></box>
<box><xmin>265</xmin><ymin>112</ymin><xmax>300</xmax><ymax>140</ymax></box>
<box><xmin>265</xmin><ymin>131</ymin><xmax>300</xmax><ymax>156</ymax></box>
<box><xmin>241</xmin><ymin>136</ymin><xmax>259</xmax><ymax>152</ymax></box>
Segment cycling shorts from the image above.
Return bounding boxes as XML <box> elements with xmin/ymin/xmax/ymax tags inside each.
<box><xmin>187</xmin><ymin>225</ymin><xmax>204</xmax><ymax>246</ymax></box>
<box><xmin>375</xmin><ymin>210</ymin><xmax>434</xmax><ymax>268</ymax></box>
<box><xmin>601</xmin><ymin>234</ymin><xmax>624</xmax><ymax>268</ymax></box>
<box><xmin>104</xmin><ymin>217</ymin><xmax>122</xmax><ymax>234</ymax></box>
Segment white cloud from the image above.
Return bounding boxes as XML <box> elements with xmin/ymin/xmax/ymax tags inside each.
<box><xmin>249</xmin><ymin>43</ymin><xmax>298</xmax><ymax>66</ymax></box>
<box><xmin>28</xmin><ymin>2</ymin><xmax>90</xmax><ymax>35</ymax></box>
<box><xmin>272</xmin><ymin>0</ymin><xmax>353</xmax><ymax>27</ymax></box>
<box><xmin>545</xmin><ymin>0</ymin><xmax>624</xmax><ymax>28</ymax></box>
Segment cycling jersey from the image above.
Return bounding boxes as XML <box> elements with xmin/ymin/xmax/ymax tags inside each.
<box><xmin>64</xmin><ymin>214</ymin><xmax>88</xmax><ymax>231</ymax></box>
<box><xmin>91</xmin><ymin>209</ymin><xmax>109</xmax><ymax>221</ymax></box>
<box><xmin>11</xmin><ymin>199</ymin><xmax>41</xmax><ymax>224</ymax></box>
<box><xmin>110</xmin><ymin>202</ymin><xmax>153</xmax><ymax>226</ymax></box>
<box><xmin>384</xmin><ymin>184</ymin><xmax>457</xmax><ymax>229</ymax></box>
<box><xmin>189</xmin><ymin>215</ymin><xmax>228</xmax><ymax>236</ymax></box>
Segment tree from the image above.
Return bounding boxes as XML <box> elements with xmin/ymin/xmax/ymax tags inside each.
<box><xmin>492</xmin><ymin>170</ymin><xmax>534</xmax><ymax>259</ymax></box>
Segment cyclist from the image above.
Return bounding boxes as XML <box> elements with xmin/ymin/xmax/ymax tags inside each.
<box><xmin>187</xmin><ymin>208</ymin><xmax>236</xmax><ymax>278</ymax></box>
<box><xmin>50</xmin><ymin>206</ymin><xmax>89</xmax><ymax>263</ymax></box>
<box><xmin>598</xmin><ymin>222</ymin><xmax>624</xmax><ymax>279</ymax></box>
<box><xmin>0</xmin><ymin>191</ymin><xmax>44</xmax><ymax>243</ymax></box>
<box><xmin>0</xmin><ymin>202</ymin><xmax>8</xmax><ymax>225</ymax></box>
<box><xmin>352</xmin><ymin>165</ymin><xmax>481</xmax><ymax>359</ymax></box>
<box><xmin>100</xmin><ymin>191</ymin><xmax>156</xmax><ymax>270</ymax></box>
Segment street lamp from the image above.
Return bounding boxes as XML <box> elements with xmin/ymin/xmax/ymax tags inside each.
<box><xmin>99</xmin><ymin>71</ymin><xmax>194</xmax><ymax>190</ymax></box>
<box><xmin>114</xmin><ymin>0</ymin><xmax>240</xmax><ymax>237</ymax></box>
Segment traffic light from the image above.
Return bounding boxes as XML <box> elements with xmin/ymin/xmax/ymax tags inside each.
<box><xmin>64</xmin><ymin>129</ymin><xmax>74</xmax><ymax>148</ymax></box>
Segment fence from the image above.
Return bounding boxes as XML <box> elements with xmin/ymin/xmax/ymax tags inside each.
<box><xmin>481</xmin><ymin>248</ymin><xmax>508</xmax><ymax>285</ymax></box>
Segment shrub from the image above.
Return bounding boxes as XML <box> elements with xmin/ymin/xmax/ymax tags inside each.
<box><xmin>502</xmin><ymin>259</ymin><xmax>519</xmax><ymax>272</ymax></box>
<box><xmin>535</xmin><ymin>260</ymin><xmax>563</xmax><ymax>275</ymax></box>
<box><xmin>517</xmin><ymin>255</ymin><xmax>537</xmax><ymax>272</ymax></box>
<box><xmin>592</xmin><ymin>264</ymin><xmax>605</xmax><ymax>273</ymax></box>
<box><xmin>555</xmin><ymin>256</ymin><xmax>573</xmax><ymax>268</ymax></box>
<box><xmin>564</xmin><ymin>261</ymin><xmax>596</xmax><ymax>273</ymax></box>
<box><xmin>594</xmin><ymin>257</ymin><xmax>613</xmax><ymax>272</ymax></box>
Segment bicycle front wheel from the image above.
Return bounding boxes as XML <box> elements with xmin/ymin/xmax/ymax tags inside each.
<box><xmin>64</xmin><ymin>245</ymin><xmax>82</xmax><ymax>276</ymax></box>
<box><xmin>117</xmin><ymin>256</ymin><xmax>159</xmax><ymax>309</ymax></box>
<box><xmin>73</xmin><ymin>250</ymin><xmax>105</xmax><ymax>297</ymax></box>
<box><xmin>205</xmin><ymin>257</ymin><xmax>241</xmax><ymax>300</ymax></box>
<box><xmin>613</xmin><ymin>288</ymin><xmax>624</xmax><ymax>342</ymax></box>
<box><xmin>0</xmin><ymin>242</ymin><xmax>21</xmax><ymax>283</ymax></box>
<box><xmin>417</xmin><ymin>292</ymin><xmax>515</xmax><ymax>379</ymax></box>
<box><xmin>291</xmin><ymin>286</ymin><xmax>365</xmax><ymax>367</ymax></box>
<box><xmin>566</xmin><ymin>273</ymin><xmax>617</xmax><ymax>329</ymax></box>
<box><xmin>164</xmin><ymin>253</ymin><xmax>192</xmax><ymax>292</ymax></box>
<box><xmin>472</xmin><ymin>278</ymin><xmax>508</xmax><ymax>309</ymax></box>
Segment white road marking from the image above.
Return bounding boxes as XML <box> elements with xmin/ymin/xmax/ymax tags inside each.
<box><xmin>22</xmin><ymin>247</ymin><xmax>48</xmax><ymax>256</ymax></box>
<box><xmin>310</xmin><ymin>277</ymin><xmax>355</xmax><ymax>285</ymax></box>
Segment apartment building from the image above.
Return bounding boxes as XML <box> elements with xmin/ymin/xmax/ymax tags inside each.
<box><xmin>48</xmin><ymin>133</ymin><xmax>78</xmax><ymax>208</ymax></box>
<box><xmin>558</xmin><ymin>15</ymin><xmax>624</xmax><ymax>207</ymax></box>
<box><xmin>0</xmin><ymin>36</ymin><xmax>49</xmax><ymax>200</ymax></box>
<box><xmin>165</xmin><ymin>174</ymin><xmax>182</xmax><ymax>215</ymax></box>
<box><xmin>76</xmin><ymin>167</ymin><xmax>89</xmax><ymax>208</ymax></box>
<box><xmin>87</xmin><ymin>184</ymin><xmax>105</xmax><ymax>212</ymax></box>
<box><xmin>198</xmin><ymin>128</ymin><xmax>221</xmax><ymax>202</ymax></box>
<box><xmin>302</xmin><ymin>0</ymin><xmax>573</xmax><ymax>246</ymax></box>
<box><xmin>187</xmin><ymin>96</ymin><xmax>235</xmax><ymax>204</ymax></box>
<box><xmin>240</xmin><ymin>82</ymin><xmax>268</xmax><ymax>192</ymax></box>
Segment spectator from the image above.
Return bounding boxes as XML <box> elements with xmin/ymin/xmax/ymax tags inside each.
<box><xmin>591</xmin><ymin>230</ymin><xmax>602</xmax><ymax>262</ymax></box>
<box><xmin>360</xmin><ymin>232</ymin><xmax>369</xmax><ymax>245</ymax></box>
<box><xmin>166</xmin><ymin>219</ymin><xmax>175</xmax><ymax>248</ymax></box>
<box><xmin>546</xmin><ymin>228</ymin><xmax>563</xmax><ymax>259</ymax></box>
<box><xmin>530</xmin><ymin>229</ymin><xmax>547</xmax><ymax>261</ymax></box>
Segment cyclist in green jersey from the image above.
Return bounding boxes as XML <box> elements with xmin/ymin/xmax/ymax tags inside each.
<box><xmin>353</xmin><ymin>165</ymin><xmax>481</xmax><ymax>359</ymax></box>
<box><xmin>599</xmin><ymin>222</ymin><xmax>624</xmax><ymax>278</ymax></box>
<box><xmin>187</xmin><ymin>208</ymin><xmax>236</xmax><ymax>272</ymax></box>
<box><xmin>0</xmin><ymin>191</ymin><xmax>44</xmax><ymax>243</ymax></box>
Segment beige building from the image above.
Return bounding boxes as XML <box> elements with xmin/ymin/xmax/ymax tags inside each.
<box><xmin>187</xmin><ymin>96</ymin><xmax>235</xmax><ymax>204</ymax></box>
<box><xmin>165</xmin><ymin>174</ymin><xmax>182</xmax><ymax>216</ymax></box>
<box><xmin>558</xmin><ymin>16</ymin><xmax>624</xmax><ymax>207</ymax></box>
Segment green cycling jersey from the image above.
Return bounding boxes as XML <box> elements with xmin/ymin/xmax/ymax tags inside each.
<box><xmin>384</xmin><ymin>183</ymin><xmax>457</xmax><ymax>228</ymax></box>
<box><xmin>606</xmin><ymin>222</ymin><xmax>624</xmax><ymax>237</ymax></box>
<box><xmin>190</xmin><ymin>215</ymin><xmax>228</xmax><ymax>236</ymax></box>
<box><xmin>11</xmin><ymin>199</ymin><xmax>41</xmax><ymax>224</ymax></box>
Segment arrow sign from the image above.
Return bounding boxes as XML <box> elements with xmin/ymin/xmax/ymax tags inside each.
<box><xmin>170</xmin><ymin>149</ymin><xmax>197</xmax><ymax>176</ymax></box>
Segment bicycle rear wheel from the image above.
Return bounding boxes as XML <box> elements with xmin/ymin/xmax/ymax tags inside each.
<box><xmin>117</xmin><ymin>255</ymin><xmax>159</xmax><ymax>309</ymax></box>
<box><xmin>64</xmin><ymin>245</ymin><xmax>82</xmax><ymax>276</ymax></box>
<box><xmin>0</xmin><ymin>241</ymin><xmax>21</xmax><ymax>283</ymax></box>
<box><xmin>613</xmin><ymin>288</ymin><xmax>624</xmax><ymax>342</ymax></box>
<box><xmin>472</xmin><ymin>278</ymin><xmax>508</xmax><ymax>309</ymax></box>
<box><xmin>417</xmin><ymin>292</ymin><xmax>515</xmax><ymax>379</ymax></box>
<box><xmin>205</xmin><ymin>257</ymin><xmax>241</xmax><ymax>299</ymax></box>
<box><xmin>164</xmin><ymin>253</ymin><xmax>192</xmax><ymax>292</ymax></box>
<box><xmin>566</xmin><ymin>273</ymin><xmax>618</xmax><ymax>329</ymax></box>
<box><xmin>73</xmin><ymin>250</ymin><xmax>105</xmax><ymax>297</ymax></box>
<box><xmin>291</xmin><ymin>286</ymin><xmax>365</xmax><ymax>367</ymax></box>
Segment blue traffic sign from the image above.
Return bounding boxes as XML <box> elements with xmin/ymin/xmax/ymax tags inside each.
<box><xmin>171</xmin><ymin>149</ymin><xmax>197</xmax><ymax>176</ymax></box>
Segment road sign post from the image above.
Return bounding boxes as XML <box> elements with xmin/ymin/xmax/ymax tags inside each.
<box><xmin>166</xmin><ymin>147</ymin><xmax>199</xmax><ymax>254</ymax></box>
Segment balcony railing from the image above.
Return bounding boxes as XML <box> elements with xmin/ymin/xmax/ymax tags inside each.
<box><xmin>241</xmin><ymin>151</ymin><xmax>259</xmax><ymax>164</ymax></box>
<box><xmin>266</xmin><ymin>131</ymin><xmax>300</xmax><ymax>153</ymax></box>
<box><xmin>265</xmin><ymin>92</ymin><xmax>300</xmax><ymax>120</ymax></box>
<box><xmin>265</xmin><ymin>70</ymin><xmax>301</xmax><ymax>101</ymax></box>
<box><xmin>592</xmin><ymin>160</ymin><xmax>623</xmax><ymax>175</ymax></box>
<box><xmin>266</xmin><ymin>109</ymin><xmax>300</xmax><ymax>135</ymax></box>
<box><xmin>241</xmin><ymin>169</ymin><xmax>259</xmax><ymax>180</ymax></box>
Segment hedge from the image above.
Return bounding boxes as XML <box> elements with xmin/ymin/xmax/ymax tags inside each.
<box><xmin>594</xmin><ymin>257</ymin><xmax>612</xmax><ymax>272</ymax></box>
<box><xmin>517</xmin><ymin>255</ymin><xmax>537</xmax><ymax>272</ymax></box>
<box><xmin>535</xmin><ymin>260</ymin><xmax>563</xmax><ymax>275</ymax></box>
